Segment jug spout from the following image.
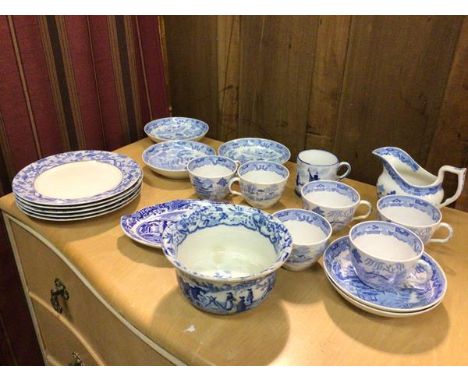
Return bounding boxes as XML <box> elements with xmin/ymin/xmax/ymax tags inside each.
<box><xmin>372</xmin><ymin>147</ymin><xmax>421</xmax><ymax>173</ymax></box>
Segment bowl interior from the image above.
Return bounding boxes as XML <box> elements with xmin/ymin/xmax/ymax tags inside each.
<box><xmin>162</xmin><ymin>204</ymin><xmax>292</xmax><ymax>281</ymax></box>
<box><xmin>350</xmin><ymin>222</ymin><xmax>423</xmax><ymax>262</ymax></box>
<box><xmin>378</xmin><ymin>196</ymin><xmax>440</xmax><ymax>227</ymax></box>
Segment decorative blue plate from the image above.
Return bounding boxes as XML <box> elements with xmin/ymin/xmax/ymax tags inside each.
<box><xmin>323</xmin><ymin>236</ymin><xmax>447</xmax><ymax>312</ymax></box>
<box><xmin>120</xmin><ymin>199</ymin><xmax>215</xmax><ymax>248</ymax></box>
<box><xmin>12</xmin><ymin>150</ymin><xmax>142</xmax><ymax>206</ymax></box>
<box><xmin>142</xmin><ymin>141</ymin><xmax>216</xmax><ymax>179</ymax></box>
<box><xmin>218</xmin><ymin>138</ymin><xmax>291</xmax><ymax>164</ymax></box>
<box><xmin>144</xmin><ymin>117</ymin><xmax>209</xmax><ymax>143</ymax></box>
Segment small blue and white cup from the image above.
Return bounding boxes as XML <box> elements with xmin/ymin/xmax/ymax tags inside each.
<box><xmin>349</xmin><ymin>221</ymin><xmax>432</xmax><ymax>291</ymax></box>
<box><xmin>187</xmin><ymin>155</ymin><xmax>237</xmax><ymax>200</ymax></box>
<box><xmin>377</xmin><ymin>195</ymin><xmax>453</xmax><ymax>244</ymax></box>
<box><xmin>301</xmin><ymin>180</ymin><xmax>372</xmax><ymax>231</ymax></box>
<box><xmin>273</xmin><ymin>209</ymin><xmax>332</xmax><ymax>271</ymax></box>
<box><xmin>228</xmin><ymin>161</ymin><xmax>289</xmax><ymax>209</ymax></box>
<box><xmin>296</xmin><ymin>149</ymin><xmax>351</xmax><ymax>195</ymax></box>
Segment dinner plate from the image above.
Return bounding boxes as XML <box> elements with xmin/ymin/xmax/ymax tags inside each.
<box><xmin>16</xmin><ymin>177</ymin><xmax>143</xmax><ymax>211</ymax></box>
<box><xmin>142</xmin><ymin>141</ymin><xmax>216</xmax><ymax>179</ymax></box>
<box><xmin>323</xmin><ymin>236</ymin><xmax>447</xmax><ymax>313</ymax></box>
<box><xmin>16</xmin><ymin>183</ymin><xmax>142</xmax><ymax>215</ymax></box>
<box><xmin>325</xmin><ymin>274</ymin><xmax>442</xmax><ymax>318</ymax></box>
<box><xmin>13</xmin><ymin>150</ymin><xmax>142</xmax><ymax>206</ymax></box>
<box><xmin>120</xmin><ymin>199</ymin><xmax>215</xmax><ymax>248</ymax></box>
<box><xmin>144</xmin><ymin>117</ymin><xmax>209</xmax><ymax>143</ymax></box>
<box><xmin>218</xmin><ymin>138</ymin><xmax>291</xmax><ymax>164</ymax></box>
<box><xmin>17</xmin><ymin>189</ymin><xmax>141</xmax><ymax>221</ymax></box>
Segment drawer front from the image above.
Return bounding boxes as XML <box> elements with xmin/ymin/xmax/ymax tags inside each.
<box><xmin>9</xmin><ymin>219</ymin><xmax>174</xmax><ymax>365</ymax></box>
<box><xmin>31</xmin><ymin>297</ymin><xmax>100</xmax><ymax>366</ymax></box>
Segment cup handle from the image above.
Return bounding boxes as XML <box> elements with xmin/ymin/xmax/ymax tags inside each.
<box><xmin>404</xmin><ymin>259</ymin><xmax>433</xmax><ymax>290</ymax></box>
<box><xmin>429</xmin><ymin>222</ymin><xmax>454</xmax><ymax>244</ymax></box>
<box><xmin>336</xmin><ymin>161</ymin><xmax>351</xmax><ymax>180</ymax></box>
<box><xmin>228</xmin><ymin>177</ymin><xmax>243</xmax><ymax>197</ymax></box>
<box><xmin>351</xmin><ymin>200</ymin><xmax>372</xmax><ymax>221</ymax></box>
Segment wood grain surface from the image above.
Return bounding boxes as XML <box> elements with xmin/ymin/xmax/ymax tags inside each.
<box><xmin>163</xmin><ymin>15</ymin><xmax>468</xmax><ymax>210</ymax></box>
<box><xmin>1</xmin><ymin>137</ymin><xmax>467</xmax><ymax>365</ymax></box>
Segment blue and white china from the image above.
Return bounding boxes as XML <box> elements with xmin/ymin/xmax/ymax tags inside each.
<box><xmin>142</xmin><ymin>140</ymin><xmax>216</xmax><ymax>179</ymax></box>
<box><xmin>161</xmin><ymin>203</ymin><xmax>293</xmax><ymax>314</ymax></box>
<box><xmin>349</xmin><ymin>221</ymin><xmax>432</xmax><ymax>292</ymax></box>
<box><xmin>218</xmin><ymin>138</ymin><xmax>291</xmax><ymax>165</ymax></box>
<box><xmin>373</xmin><ymin>146</ymin><xmax>466</xmax><ymax>207</ymax></box>
<box><xmin>301</xmin><ymin>180</ymin><xmax>372</xmax><ymax>231</ymax></box>
<box><xmin>324</xmin><ymin>236</ymin><xmax>446</xmax><ymax>313</ymax></box>
<box><xmin>187</xmin><ymin>156</ymin><xmax>237</xmax><ymax>201</ymax></box>
<box><xmin>17</xmin><ymin>188</ymin><xmax>141</xmax><ymax>222</ymax></box>
<box><xmin>228</xmin><ymin>161</ymin><xmax>289</xmax><ymax>208</ymax></box>
<box><xmin>272</xmin><ymin>209</ymin><xmax>332</xmax><ymax>271</ymax></box>
<box><xmin>377</xmin><ymin>195</ymin><xmax>453</xmax><ymax>244</ymax></box>
<box><xmin>295</xmin><ymin>149</ymin><xmax>351</xmax><ymax>195</ymax></box>
<box><xmin>12</xmin><ymin>150</ymin><xmax>142</xmax><ymax>206</ymax></box>
<box><xmin>144</xmin><ymin>117</ymin><xmax>209</xmax><ymax>143</ymax></box>
<box><xmin>120</xmin><ymin>199</ymin><xmax>214</xmax><ymax>248</ymax></box>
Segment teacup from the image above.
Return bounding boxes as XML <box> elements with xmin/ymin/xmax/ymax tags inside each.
<box><xmin>273</xmin><ymin>209</ymin><xmax>332</xmax><ymax>271</ymax></box>
<box><xmin>187</xmin><ymin>155</ymin><xmax>237</xmax><ymax>200</ymax></box>
<box><xmin>228</xmin><ymin>161</ymin><xmax>289</xmax><ymax>208</ymax></box>
<box><xmin>377</xmin><ymin>195</ymin><xmax>453</xmax><ymax>244</ymax></box>
<box><xmin>301</xmin><ymin>180</ymin><xmax>372</xmax><ymax>231</ymax></box>
<box><xmin>349</xmin><ymin>221</ymin><xmax>431</xmax><ymax>291</ymax></box>
<box><xmin>296</xmin><ymin>149</ymin><xmax>351</xmax><ymax>195</ymax></box>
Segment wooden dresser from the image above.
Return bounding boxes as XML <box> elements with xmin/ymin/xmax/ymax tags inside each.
<box><xmin>1</xmin><ymin>138</ymin><xmax>468</xmax><ymax>365</ymax></box>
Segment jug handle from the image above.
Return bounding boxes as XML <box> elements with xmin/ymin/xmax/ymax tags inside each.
<box><xmin>439</xmin><ymin>166</ymin><xmax>467</xmax><ymax>208</ymax></box>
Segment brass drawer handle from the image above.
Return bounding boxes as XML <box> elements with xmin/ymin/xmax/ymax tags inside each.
<box><xmin>50</xmin><ymin>278</ymin><xmax>69</xmax><ymax>314</ymax></box>
<box><xmin>68</xmin><ymin>352</ymin><xmax>84</xmax><ymax>366</ymax></box>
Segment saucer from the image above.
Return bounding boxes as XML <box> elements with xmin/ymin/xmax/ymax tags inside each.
<box><xmin>323</xmin><ymin>236</ymin><xmax>447</xmax><ymax>313</ymax></box>
<box><xmin>144</xmin><ymin>117</ymin><xmax>209</xmax><ymax>143</ymax></box>
<box><xmin>325</xmin><ymin>274</ymin><xmax>442</xmax><ymax>318</ymax></box>
<box><xmin>142</xmin><ymin>141</ymin><xmax>216</xmax><ymax>179</ymax></box>
<box><xmin>120</xmin><ymin>199</ymin><xmax>215</xmax><ymax>248</ymax></box>
<box><xmin>218</xmin><ymin>138</ymin><xmax>291</xmax><ymax>164</ymax></box>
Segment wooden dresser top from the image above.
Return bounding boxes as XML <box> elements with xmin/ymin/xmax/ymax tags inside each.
<box><xmin>1</xmin><ymin>137</ymin><xmax>468</xmax><ymax>365</ymax></box>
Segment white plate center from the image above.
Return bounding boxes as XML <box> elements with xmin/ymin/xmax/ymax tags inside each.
<box><xmin>34</xmin><ymin>161</ymin><xmax>123</xmax><ymax>199</ymax></box>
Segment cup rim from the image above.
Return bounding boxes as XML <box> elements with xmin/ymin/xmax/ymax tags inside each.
<box><xmin>300</xmin><ymin>180</ymin><xmax>361</xmax><ymax>209</ymax></box>
<box><xmin>377</xmin><ymin>195</ymin><xmax>442</xmax><ymax>228</ymax></box>
<box><xmin>349</xmin><ymin>220</ymin><xmax>425</xmax><ymax>263</ymax></box>
<box><xmin>272</xmin><ymin>208</ymin><xmax>332</xmax><ymax>246</ymax></box>
<box><xmin>187</xmin><ymin>155</ymin><xmax>237</xmax><ymax>179</ymax></box>
<box><xmin>237</xmin><ymin>160</ymin><xmax>290</xmax><ymax>186</ymax></box>
<box><xmin>297</xmin><ymin>149</ymin><xmax>339</xmax><ymax>167</ymax></box>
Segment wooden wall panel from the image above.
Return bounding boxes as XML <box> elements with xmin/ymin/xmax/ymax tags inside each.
<box><xmin>164</xmin><ymin>16</ymin><xmax>218</xmax><ymax>137</ymax></box>
<box><xmin>238</xmin><ymin>16</ymin><xmax>319</xmax><ymax>159</ymax></box>
<box><xmin>164</xmin><ymin>16</ymin><xmax>468</xmax><ymax>210</ymax></box>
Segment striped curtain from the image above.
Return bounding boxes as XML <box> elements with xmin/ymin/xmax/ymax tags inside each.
<box><xmin>0</xmin><ymin>16</ymin><xmax>169</xmax><ymax>365</ymax></box>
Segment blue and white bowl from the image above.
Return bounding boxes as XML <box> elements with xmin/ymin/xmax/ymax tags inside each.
<box><xmin>349</xmin><ymin>221</ymin><xmax>431</xmax><ymax>292</ymax></box>
<box><xmin>161</xmin><ymin>203</ymin><xmax>293</xmax><ymax>314</ymax></box>
<box><xmin>377</xmin><ymin>195</ymin><xmax>453</xmax><ymax>244</ymax></box>
<box><xmin>144</xmin><ymin>117</ymin><xmax>209</xmax><ymax>143</ymax></box>
<box><xmin>301</xmin><ymin>180</ymin><xmax>372</xmax><ymax>231</ymax></box>
<box><xmin>228</xmin><ymin>161</ymin><xmax>289</xmax><ymax>209</ymax></box>
<box><xmin>187</xmin><ymin>156</ymin><xmax>237</xmax><ymax>201</ymax></box>
<box><xmin>218</xmin><ymin>138</ymin><xmax>291</xmax><ymax>165</ymax></box>
<box><xmin>142</xmin><ymin>140</ymin><xmax>215</xmax><ymax>179</ymax></box>
<box><xmin>273</xmin><ymin>209</ymin><xmax>332</xmax><ymax>271</ymax></box>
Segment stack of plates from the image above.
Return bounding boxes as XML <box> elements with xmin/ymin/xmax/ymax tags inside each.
<box><xmin>323</xmin><ymin>237</ymin><xmax>447</xmax><ymax>318</ymax></box>
<box><xmin>12</xmin><ymin>150</ymin><xmax>142</xmax><ymax>221</ymax></box>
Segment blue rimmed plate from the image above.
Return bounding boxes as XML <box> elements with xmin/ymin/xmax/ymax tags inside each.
<box><xmin>120</xmin><ymin>199</ymin><xmax>215</xmax><ymax>248</ymax></box>
<box><xmin>218</xmin><ymin>138</ymin><xmax>291</xmax><ymax>164</ymax></box>
<box><xmin>323</xmin><ymin>236</ymin><xmax>447</xmax><ymax>313</ymax></box>
<box><xmin>144</xmin><ymin>117</ymin><xmax>209</xmax><ymax>143</ymax></box>
<box><xmin>12</xmin><ymin>150</ymin><xmax>142</xmax><ymax>206</ymax></box>
<box><xmin>142</xmin><ymin>141</ymin><xmax>216</xmax><ymax>179</ymax></box>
